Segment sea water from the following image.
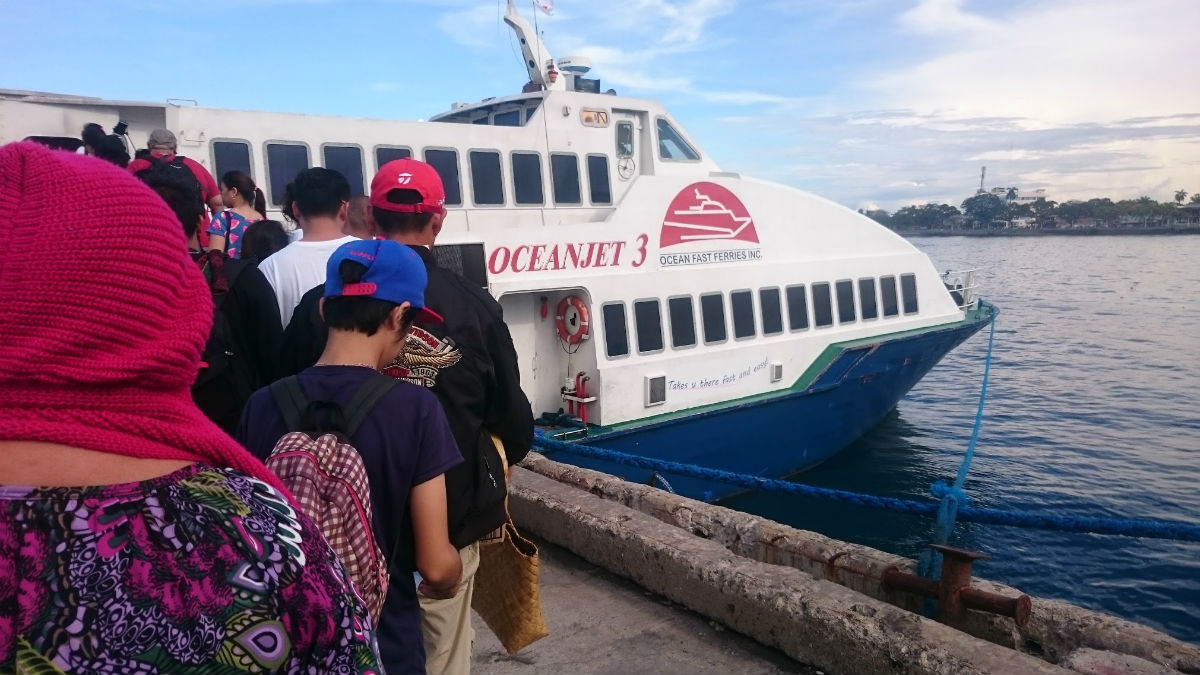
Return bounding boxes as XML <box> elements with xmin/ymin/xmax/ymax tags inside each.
<box><xmin>726</xmin><ymin>234</ymin><xmax>1200</xmax><ymax>643</ymax></box>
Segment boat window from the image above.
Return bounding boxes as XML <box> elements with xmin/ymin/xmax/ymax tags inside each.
<box><xmin>880</xmin><ymin>275</ymin><xmax>899</xmax><ymax>317</ymax></box>
<box><xmin>212</xmin><ymin>140</ymin><xmax>252</xmax><ymax>181</ymax></box>
<box><xmin>550</xmin><ymin>153</ymin><xmax>581</xmax><ymax>205</ymax></box>
<box><xmin>472</xmin><ymin>117</ymin><xmax>489</xmax><ymax>125</ymax></box>
<box><xmin>602</xmin><ymin>302</ymin><xmax>629</xmax><ymax>358</ymax></box>
<box><xmin>731</xmin><ymin>290</ymin><xmax>756</xmax><ymax>339</ymax></box>
<box><xmin>587</xmin><ymin>155</ymin><xmax>612</xmax><ymax>205</ymax></box>
<box><xmin>265</xmin><ymin>142</ymin><xmax>310</xmax><ymax>206</ymax></box>
<box><xmin>616</xmin><ymin>122</ymin><xmax>634</xmax><ymax>158</ymax></box>
<box><xmin>322</xmin><ymin>144</ymin><xmax>365</xmax><ymax>197</ymax></box>
<box><xmin>424</xmin><ymin>149</ymin><xmax>462</xmax><ymax>206</ymax></box>
<box><xmin>859</xmin><ymin>278</ymin><xmax>878</xmax><ymax>320</ymax></box>
<box><xmin>511</xmin><ymin>152</ymin><xmax>544</xmax><ymax>205</ymax></box>
<box><xmin>634</xmin><ymin>300</ymin><xmax>664</xmax><ymax>354</ymax></box>
<box><xmin>700</xmin><ymin>292</ymin><xmax>727</xmax><ymax>344</ymax></box>
<box><xmin>786</xmin><ymin>284</ymin><xmax>809</xmax><ymax>331</ymax></box>
<box><xmin>581</xmin><ymin>109</ymin><xmax>610</xmax><ymax>127</ymax></box>
<box><xmin>835</xmin><ymin>280</ymin><xmax>856</xmax><ymax>324</ymax></box>
<box><xmin>375</xmin><ymin>146</ymin><xmax>411</xmax><ymax>171</ymax></box>
<box><xmin>494</xmin><ymin>110</ymin><xmax>521</xmax><ymax>127</ymax></box>
<box><xmin>668</xmin><ymin>296</ymin><xmax>696</xmax><ymax>348</ymax></box>
<box><xmin>900</xmin><ymin>273</ymin><xmax>919</xmax><ymax>315</ymax></box>
<box><xmin>469</xmin><ymin>150</ymin><xmax>505</xmax><ymax>206</ymax></box>
<box><xmin>656</xmin><ymin>118</ymin><xmax>700</xmax><ymax>161</ymax></box>
<box><xmin>812</xmin><ymin>282</ymin><xmax>834</xmax><ymax>328</ymax></box>
<box><xmin>24</xmin><ymin>136</ymin><xmax>83</xmax><ymax>152</ymax></box>
<box><xmin>759</xmin><ymin>287</ymin><xmax>783</xmax><ymax>335</ymax></box>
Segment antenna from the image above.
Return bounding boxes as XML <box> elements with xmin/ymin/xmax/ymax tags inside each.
<box><xmin>977</xmin><ymin>166</ymin><xmax>986</xmax><ymax>195</ymax></box>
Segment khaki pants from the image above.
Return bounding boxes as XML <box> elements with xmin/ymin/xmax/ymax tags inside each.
<box><xmin>420</xmin><ymin>542</ymin><xmax>480</xmax><ymax>675</ymax></box>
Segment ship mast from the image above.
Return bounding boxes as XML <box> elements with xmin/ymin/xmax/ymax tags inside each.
<box><xmin>505</xmin><ymin>0</ymin><xmax>565</xmax><ymax>91</ymax></box>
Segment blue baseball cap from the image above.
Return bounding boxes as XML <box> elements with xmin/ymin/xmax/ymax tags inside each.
<box><xmin>324</xmin><ymin>239</ymin><xmax>443</xmax><ymax>324</ymax></box>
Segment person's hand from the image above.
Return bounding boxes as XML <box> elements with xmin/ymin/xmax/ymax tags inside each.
<box><xmin>417</xmin><ymin>579</ymin><xmax>460</xmax><ymax>600</ymax></box>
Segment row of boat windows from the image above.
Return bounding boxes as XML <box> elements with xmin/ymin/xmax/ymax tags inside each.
<box><xmin>211</xmin><ymin>141</ymin><xmax>613</xmax><ymax>209</ymax></box>
<box><xmin>601</xmin><ymin>274</ymin><xmax>920</xmax><ymax>358</ymax></box>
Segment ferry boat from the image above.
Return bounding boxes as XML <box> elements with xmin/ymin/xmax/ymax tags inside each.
<box><xmin>0</xmin><ymin>1</ymin><xmax>995</xmax><ymax>501</ymax></box>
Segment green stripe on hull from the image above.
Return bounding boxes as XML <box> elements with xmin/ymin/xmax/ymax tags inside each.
<box><xmin>578</xmin><ymin>301</ymin><xmax>997</xmax><ymax>436</ymax></box>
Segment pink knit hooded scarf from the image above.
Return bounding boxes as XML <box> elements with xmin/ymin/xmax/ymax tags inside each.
<box><xmin>0</xmin><ymin>141</ymin><xmax>287</xmax><ymax>494</ymax></box>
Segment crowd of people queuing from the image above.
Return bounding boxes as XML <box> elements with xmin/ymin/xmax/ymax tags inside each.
<box><xmin>0</xmin><ymin>124</ymin><xmax>535</xmax><ymax>674</ymax></box>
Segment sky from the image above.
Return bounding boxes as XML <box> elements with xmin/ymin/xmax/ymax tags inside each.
<box><xmin>3</xmin><ymin>0</ymin><xmax>1198</xmax><ymax>211</ymax></box>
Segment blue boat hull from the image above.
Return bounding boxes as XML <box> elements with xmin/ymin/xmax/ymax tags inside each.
<box><xmin>546</xmin><ymin>306</ymin><xmax>994</xmax><ymax>501</ymax></box>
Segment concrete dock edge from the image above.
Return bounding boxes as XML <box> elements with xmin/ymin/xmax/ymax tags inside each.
<box><xmin>510</xmin><ymin>466</ymin><xmax>1074</xmax><ymax>674</ymax></box>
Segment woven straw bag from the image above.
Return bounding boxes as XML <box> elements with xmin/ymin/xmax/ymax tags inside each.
<box><xmin>471</xmin><ymin>436</ymin><xmax>549</xmax><ymax>653</ymax></box>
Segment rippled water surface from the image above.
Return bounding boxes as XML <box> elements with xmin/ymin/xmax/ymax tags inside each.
<box><xmin>726</xmin><ymin>235</ymin><xmax>1200</xmax><ymax>643</ymax></box>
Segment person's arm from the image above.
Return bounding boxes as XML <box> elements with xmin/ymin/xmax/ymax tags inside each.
<box><xmin>207</xmin><ymin>195</ymin><xmax>225</xmax><ymax>220</ymax></box>
<box><xmin>410</xmin><ymin>474</ymin><xmax>462</xmax><ymax>598</ymax></box>
<box><xmin>483</xmin><ymin>311</ymin><xmax>535</xmax><ymax>467</ymax></box>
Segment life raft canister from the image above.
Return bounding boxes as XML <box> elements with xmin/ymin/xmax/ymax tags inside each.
<box><xmin>555</xmin><ymin>296</ymin><xmax>590</xmax><ymax>345</ymax></box>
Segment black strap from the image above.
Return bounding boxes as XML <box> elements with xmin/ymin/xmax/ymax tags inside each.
<box><xmin>270</xmin><ymin>376</ymin><xmax>309</xmax><ymax>431</ymax></box>
<box><xmin>343</xmin><ymin>374</ymin><xmax>400</xmax><ymax>437</ymax></box>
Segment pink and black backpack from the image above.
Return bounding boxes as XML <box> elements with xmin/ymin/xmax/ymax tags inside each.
<box><xmin>265</xmin><ymin>374</ymin><xmax>398</xmax><ymax>624</ymax></box>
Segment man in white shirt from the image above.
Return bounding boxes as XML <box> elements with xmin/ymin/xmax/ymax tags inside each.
<box><xmin>258</xmin><ymin>168</ymin><xmax>360</xmax><ymax>325</ymax></box>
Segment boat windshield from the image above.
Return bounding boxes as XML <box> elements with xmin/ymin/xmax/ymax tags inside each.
<box><xmin>656</xmin><ymin>118</ymin><xmax>700</xmax><ymax>161</ymax></box>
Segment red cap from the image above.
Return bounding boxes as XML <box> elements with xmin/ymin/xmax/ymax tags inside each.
<box><xmin>370</xmin><ymin>159</ymin><xmax>446</xmax><ymax>214</ymax></box>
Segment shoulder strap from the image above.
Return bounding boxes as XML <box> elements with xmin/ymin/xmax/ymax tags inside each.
<box><xmin>270</xmin><ymin>376</ymin><xmax>309</xmax><ymax>431</ymax></box>
<box><xmin>343</xmin><ymin>374</ymin><xmax>401</xmax><ymax>437</ymax></box>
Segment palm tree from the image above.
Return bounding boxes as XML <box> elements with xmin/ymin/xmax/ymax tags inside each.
<box><xmin>1006</xmin><ymin>187</ymin><xmax>1018</xmax><ymax>202</ymax></box>
<box><xmin>1176</xmin><ymin>189</ymin><xmax>1189</xmax><ymax>204</ymax></box>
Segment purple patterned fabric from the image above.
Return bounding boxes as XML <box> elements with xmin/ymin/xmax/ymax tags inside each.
<box><xmin>0</xmin><ymin>464</ymin><xmax>380</xmax><ymax>674</ymax></box>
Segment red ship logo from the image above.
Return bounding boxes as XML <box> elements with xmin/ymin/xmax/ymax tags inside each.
<box><xmin>660</xmin><ymin>182</ymin><xmax>759</xmax><ymax>248</ymax></box>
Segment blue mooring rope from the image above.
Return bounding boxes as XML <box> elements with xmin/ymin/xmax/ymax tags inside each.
<box><xmin>918</xmin><ymin>312</ymin><xmax>998</xmax><ymax>579</ymax></box>
<box><xmin>531</xmin><ymin>438</ymin><xmax>1200</xmax><ymax>543</ymax></box>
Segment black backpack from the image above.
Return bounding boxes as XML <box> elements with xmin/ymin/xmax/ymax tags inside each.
<box><xmin>145</xmin><ymin>153</ymin><xmax>204</xmax><ymax>200</ymax></box>
<box><xmin>192</xmin><ymin>250</ymin><xmax>254</xmax><ymax>433</ymax></box>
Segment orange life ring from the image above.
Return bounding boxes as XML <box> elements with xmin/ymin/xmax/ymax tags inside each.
<box><xmin>555</xmin><ymin>296</ymin><xmax>590</xmax><ymax>345</ymax></box>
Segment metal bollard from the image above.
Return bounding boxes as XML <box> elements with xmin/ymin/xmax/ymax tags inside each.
<box><xmin>882</xmin><ymin>544</ymin><xmax>1031</xmax><ymax>629</ymax></box>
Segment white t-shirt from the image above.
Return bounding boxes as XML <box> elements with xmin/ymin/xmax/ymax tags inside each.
<box><xmin>259</xmin><ymin>235</ymin><xmax>360</xmax><ymax>326</ymax></box>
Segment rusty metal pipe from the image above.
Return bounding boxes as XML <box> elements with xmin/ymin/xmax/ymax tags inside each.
<box><xmin>882</xmin><ymin>566</ymin><xmax>939</xmax><ymax>597</ymax></box>
<box><xmin>960</xmin><ymin>587</ymin><xmax>1032</xmax><ymax>626</ymax></box>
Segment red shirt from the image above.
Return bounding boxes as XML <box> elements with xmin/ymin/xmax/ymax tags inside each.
<box><xmin>127</xmin><ymin>152</ymin><xmax>221</xmax><ymax>205</ymax></box>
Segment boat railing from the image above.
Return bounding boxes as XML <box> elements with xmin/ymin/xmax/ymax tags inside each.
<box><xmin>942</xmin><ymin>269</ymin><xmax>980</xmax><ymax>310</ymax></box>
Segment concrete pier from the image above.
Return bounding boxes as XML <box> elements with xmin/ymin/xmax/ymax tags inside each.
<box><xmin>474</xmin><ymin>456</ymin><xmax>1200</xmax><ymax>675</ymax></box>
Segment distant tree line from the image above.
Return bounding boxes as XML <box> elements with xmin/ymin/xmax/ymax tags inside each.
<box><xmin>860</xmin><ymin>188</ymin><xmax>1200</xmax><ymax>231</ymax></box>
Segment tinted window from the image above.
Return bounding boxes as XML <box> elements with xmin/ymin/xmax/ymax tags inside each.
<box><xmin>511</xmin><ymin>152</ymin><xmax>544</xmax><ymax>205</ymax></box>
<box><xmin>587</xmin><ymin>155</ymin><xmax>612</xmax><ymax>204</ymax></box>
<box><xmin>265</xmin><ymin>143</ymin><xmax>310</xmax><ymax>205</ymax></box>
<box><xmin>656</xmin><ymin>118</ymin><xmax>700</xmax><ymax>160</ymax></box>
<box><xmin>859</xmin><ymin>278</ymin><xmax>878</xmax><ymax>320</ymax></box>
<box><xmin>836</xmin><ymin>280</ymin><xmax>856</xmax><ymax>324</ymax></box>
<box><xmin>322</xmin><ymin>145</ymin><xmax>365</xmax><ymax>196</ymax></box>
<box><xmin>424</xmin><ymin>149</ymin><xmax>462</xmax><ymax>206</ymax></box>
<box><xmin>616</xmin><ymin>122</ymin><xmax>634</xmax><ymax>157</ymax></box>
<box><xmin>901</xmin><ymin>273</ymin><xmax>919</xmax><ymax>314</ymax></box>
<box><xmin>494</xmin><ymin>110</ymin><xmax>521</xmax><ymax>127</ymax></box>
<box><xmin>213</xmin><ymin>141</ymin><xmax>252</xmax><ymax>181</ymax></box>
<box><xmin>731</xmin><ymin>290</ymin><xmax>755</xmax><ymax>339</ymax></box>
<box><xmin>551</xmin><ymin>153</ymin><xmax>581</xmax><ymax>204</ymax></box>
<box><xmin>375</xmin><ymin>146</ymin><xmax>411</xmax><ymax>170</ymax></box>
<box><xmin>786</xmin><ymin>284</ymin><xmax>809</xmax><ymax>331</ymax></box>
<box><xmin>469</xmin><ymin>151</ymin><xmax>504</xmax><ymax>205</ymax></box>
<box><xmin>812</xmin><ymin>282</ymin><xmax>833</xmax><ymax>327</ymax></box>
<box><xmin>668</xmin><ymin>296</ymin><xmax>696</xmax><ymax>348</ymax></box>
<box><xmin>760</xmin><ymin>288</ymin><xmax>783</xmax><ymax>335</ymax></box>
<box><xmin>603</xmin><ymin>303</ymin><xmax>629</xmax><ymax>358</ymax></box>
<box><xmin>700</xmin><ymin>293</ymin><xmax>727</xmax><ymax>344</ymax></box>
<box><xmin>634</xmin><ymin>300</ymin><xmax>664</xmax><ymax>353</ymax></box>
<box><xmin>881</xmin><ymin>276</ymin><xmax>899</xmax><ymax>317</ymax></box>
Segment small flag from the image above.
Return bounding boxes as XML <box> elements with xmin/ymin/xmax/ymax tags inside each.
<box><xmin>534</xmin><ymin>0</ymin><xmax>554</xmax><ymax>15</ymax></box>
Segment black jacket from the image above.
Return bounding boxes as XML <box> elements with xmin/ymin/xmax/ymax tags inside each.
<box><xmin>277</xmin><ymin>245</ymin><xmax>534</xmax><ymax>548</ymax></box>
<box><xmin>191</xmin><ymin>252</ymin><xmax>283</xmax><ymax>433</ymax></box>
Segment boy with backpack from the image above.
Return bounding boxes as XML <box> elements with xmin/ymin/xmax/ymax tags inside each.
<box><xmin>237</xmin><ymin>238</ymin><xmax>464</xmax><ymax>675</ymax></box>
<box><xmin>135</xmin><ymin>163</ymin><xmax>282</xmax><ymax>433</ymax></box>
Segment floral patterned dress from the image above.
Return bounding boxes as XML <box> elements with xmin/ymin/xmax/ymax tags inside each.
<box><xmin>0</xmin><ymin>464</ymin><xmax>380</xmax><ymax>674</ymax></box>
